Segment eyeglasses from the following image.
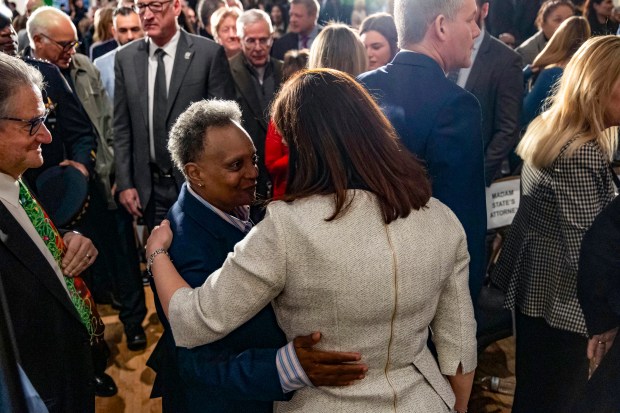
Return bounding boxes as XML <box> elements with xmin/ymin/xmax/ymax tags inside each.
<box><xmin>136</xmin><ymin>0</ymin><xmax>172</xmax><ymax>14</ymax></box>
<box><xmin>39</xmin><ymin>33</ymin><xmax>80</xmax><ymax>52</ymax></box>
<box><xmin>0</xmin><ymin>108</ymin><xmax>50</xmax><ymax>136</ymax></box>
<box><xmin>242</xmin><ymin>37</ymin><xmax>272</xmax><ymax>48</ymax></box>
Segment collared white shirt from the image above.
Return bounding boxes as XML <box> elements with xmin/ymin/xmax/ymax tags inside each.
<box><xmin>0</xmin><ymin>172</ymin><xmax>70</xmax><ymax>296</ymax></box>
<box><xmin>148</xmin><ymin>29</ymin><xmax>181</xmax><ymax>162</ymax></box>
<box><xmin>186</xmin><ymin>183</ymin><xmax>252</xmax><ymax>233</ymax></box>
<box><xmin>456</xmin><ymin>28</ymin><xmax>485</xmax><ymax>88</ymax></box>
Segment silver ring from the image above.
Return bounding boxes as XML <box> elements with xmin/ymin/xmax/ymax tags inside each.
<box><xmin>598</xmin><ymin>340</ymin><xmax>606</xmax><ymax>344</ymax></box>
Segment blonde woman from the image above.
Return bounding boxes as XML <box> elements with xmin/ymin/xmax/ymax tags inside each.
<box><xmin>210</xmin><ymin>6</ymin><xmax>242</xmax><ymax>59</ymax></box>
<box><xmin>308</xmin><ymin>22</ymin><xmax>367</xmax><ymax>76</ymax></box>
<box><xmin>493</xmin><ymin>35</ymin><xmax>620</xmax><ymax>413</ymax></box>
<box><xmin>522</xmin><ymin>16</ymin><xmax>590</xmax><ymax>126</ymax></box>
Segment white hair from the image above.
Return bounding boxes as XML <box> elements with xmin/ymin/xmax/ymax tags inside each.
<box><xmin>26</xmin><ymin>6</ymin><xmax>76</xmax><ymax>49</ymax></box>
<box><xmin>236</xmin><ymin>8</ymin><xmax>272</xmax><ymax>38</ymax></box>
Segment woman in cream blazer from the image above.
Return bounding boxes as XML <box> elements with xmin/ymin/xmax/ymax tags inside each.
<box><xmin>147</xmin><ymin>69</ymin><xmax>477</xmax><ymax>413</ymax></box>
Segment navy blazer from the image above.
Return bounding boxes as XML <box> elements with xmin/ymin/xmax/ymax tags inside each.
<box><xmin>148</xmin><ymin>183</ymin><xmax>290</xmax><ymax>412</ymax></box>
<box><xmin>358</xmin><ymin>51</ymin><xmax>487</xmax><ymax>304</ymax></box>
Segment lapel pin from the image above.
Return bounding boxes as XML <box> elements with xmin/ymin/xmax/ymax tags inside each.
<box><xmin>185</xmin><ymin>52</ymin><xmax>191</xmax><ymax>60</ymax></box>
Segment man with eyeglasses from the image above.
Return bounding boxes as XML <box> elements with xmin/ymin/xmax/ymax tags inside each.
<box><xmin>0</xmin><ymin>51</ymin><xmax>100</xmax><ymax>413</ymax></box>
<box><xmin>114</xmin><ymin>0</ymin><xmax>234</xmax><ymax>231</ymax></box>
<box><xmin>27</xmin><ymin>5</ymin><xmax>153</xmax><ymax>361</ymax></box>
<box><xmin>0</xmin><ymin>7</ymin><xmax>97</xmax><ymax>189</ymax></box>
<box><xmin>229</xmin><ymin>9</ymin><xmax>282</xmax><ymax>222</ymax></box>
<box><xmin>94</xmin><ymin>4</ymin><xmax>145</xmax><ymax>101</ymax></box>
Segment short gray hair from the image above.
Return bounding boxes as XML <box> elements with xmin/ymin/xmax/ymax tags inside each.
<box><xmin>27</xmin><ymin>6</ymin><xmax>76</xmax><ymax>49</ymax></box>
<box><xmin>0</xmin><ymin>54</ymin><xmax>44</xmax><ymax>120</ymax></box>
<box><xmin>168</xmin><ymin>99</ymin><xmax>242</xmax><ymax>178</ymax></box>
<box><xmin>236</xmin><ymin>9</ymin><xmax>273</xmax><ymax>38</ymax></box>
<box><xmin>395</xmin><ymin>0</ymin><xmax>465</xmax><ymax>47</ymax></box>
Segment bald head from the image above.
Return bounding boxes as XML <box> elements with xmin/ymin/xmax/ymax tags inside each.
<box><xmin>27</xmin><ymin>6</ymin><xmax>79</xmax><ymax>69</ymax></box>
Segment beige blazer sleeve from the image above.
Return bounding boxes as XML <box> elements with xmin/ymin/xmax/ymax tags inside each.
<box><xmin>168</xmin><ymin>209</ymin><xmax>287</xmax><ymax>348</ymax></box>
<box><xmin>430</xmin><ymin>220</ymin><xmax>477</xmax><ymax>375</ymax></box>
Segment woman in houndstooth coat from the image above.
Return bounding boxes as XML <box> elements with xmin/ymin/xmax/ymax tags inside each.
<box><xmin>493</xmin><ymin>35</ymin><xmax>620</xmax><ymax>413</ymax></box>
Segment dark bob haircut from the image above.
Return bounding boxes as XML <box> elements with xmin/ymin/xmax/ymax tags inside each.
<box><xmin>271</xmin><ymin>69</ymin><xmax>431</xmax><ymax>224</ymax></box>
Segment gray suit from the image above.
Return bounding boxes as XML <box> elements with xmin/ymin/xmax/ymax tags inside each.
<box><xmin>113</xmin><ymin>30</ymin><xmax>234</xmax><ymax>217</ymax></box>
<box><xmin>462</xmin><ymin>31</ymin><xmax>523</xmax><ymax>185</ymax></box>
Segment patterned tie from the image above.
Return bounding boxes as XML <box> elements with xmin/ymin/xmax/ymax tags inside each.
<box><xmin>18</xmin><ymin>180</ymin><xmax>104</xmax><ymax>345</ymax></box>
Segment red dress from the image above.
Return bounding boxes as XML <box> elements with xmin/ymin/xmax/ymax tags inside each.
<box><xmin>264</xmin><ymin>120</ymin><xmax>289</xmax><ymax>199</ymax></box>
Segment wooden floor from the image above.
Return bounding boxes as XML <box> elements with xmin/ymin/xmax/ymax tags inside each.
<box><xmin>95</xmin><ymin>287</ymin><xmax>162</xmax><ymax>413</ymax></box>
<box><xmin>95</xmin><ymin>288</ymin><xmax>516</xmax><ymax>413</ymax></box>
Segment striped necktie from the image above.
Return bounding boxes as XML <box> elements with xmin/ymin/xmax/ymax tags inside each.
<box><xmin>18</xmin><ymin>180</ymin><xmax>104</xmax><ymax>344</ymax></box>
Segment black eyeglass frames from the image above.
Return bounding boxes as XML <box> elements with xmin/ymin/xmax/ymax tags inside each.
<box><xmin>39</xmin><ymin>33</ymin><xmax>80</xmax><ymax>52</ymax></box>
<box><xmin>136</xmin><ymin>0</ymin><xmax>172</xmax><ymax>14</ymax></box>
<box><xmin>0</xmin><ymin>108</ymin><xmax>50</xmax><ymax>136</ymax></box>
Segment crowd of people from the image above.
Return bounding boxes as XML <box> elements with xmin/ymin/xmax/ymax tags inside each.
<box><xmin>0</xmin><ymin>0</ymin><xmax>619</xmax><ymax>411</ymax></box>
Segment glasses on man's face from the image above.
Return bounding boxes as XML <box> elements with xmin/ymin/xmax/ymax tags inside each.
<box><xmin>39</xmin><ymin>33</ymin><xmax>80</xmax><ymax>53</ymax></box>
<box><xmin>0</xmin><ymin>108</ymin><xmax>50</xmax><ymax>136</ymax></box>
<box><xmin>242</xmin><ymin>37</ymin><xmax>272</xmax><ymax>48</ymax></box>
<box><xmin>136</xmin><ymin>0</ymin><xmax>172</xmax><ymax>15</ymax></box>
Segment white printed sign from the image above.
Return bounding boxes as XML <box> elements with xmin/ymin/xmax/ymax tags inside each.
<box><xmin>486</xmin><ymin>177</ymin><xmax>521</xmax><ymax>230</ymax></box>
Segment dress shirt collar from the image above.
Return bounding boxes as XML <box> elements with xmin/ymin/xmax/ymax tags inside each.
<box><xmin>186</xmin><ymin>183</ymin><xmax>252</xmax><ymax>233</ymax></box>
<box><xmin>148</xmin><ymin>28</ymin><xmax>181</xmax><ymax>58</ymax></box>
<box><xmin>298</xmin><ymin>24</ymin><xmax>319</xmax><ymax>49</ymax></box>
<box><xmin>0</xmin><ymin>172</ymin><xmax>20</xmax><ymax>209</ymax></box>
<box><xmin>473</xmin><ymin>28</ymin><xmax>485</xmax><ymax>52</ymax></box>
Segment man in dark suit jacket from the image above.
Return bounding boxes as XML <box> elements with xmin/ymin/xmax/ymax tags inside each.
<box><xmin>0</xmin><ymin>11</ymin><xmax>97</xmax><ymax>187</ymax></box>
<box><xmin>451</xmin><ymin>0</ymin><xmax>523</xmax><ymax>185</ymax></box>
<box><xmin>575</xmin><ymin>195</ymin><xmax>620</xmax><ymax>413</ymax></box>
<box><xmin>0</xmin><ymin>52</ymin><xmax>99</xmax><ymax>413</ymax></box>
<box><xmin>230</xmin><ymin>9</ymin><xmax>283</xmax><ymax>219</ymax></box>
<box><xmin>114</xmin><ymin>0</ymin><xmax>234</xmax><ymax>229</ymax></box>
<box><xmin>271</xmin><ymin>0</ymin><xmax>322</xmax><ymax>60</ymax></box>
<box><xmin>358</xmin><ymin>0</ymin><xmax>487</xmax><ymax>305</ymax></box>
<box><xmin>148</xmin><ymin>99</ymin><xmax>366</xmax><ymax>412</ymax></box>
<box><xmin>90</xmin><ymin>38</ymin><xmax>117</xmax><ymax>61</ymax></box>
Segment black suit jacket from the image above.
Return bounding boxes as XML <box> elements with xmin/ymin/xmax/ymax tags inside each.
<box><xmin>229</xmin><ymin>54</ymin><xmax>283</xmax><ymax>200</ymax></box>
<box><xmin>464</xmin><ymin>31</ymin><xmax>523</xmax><ymax>185</ymax></box>
<box><xmin>574</xmin><ymin>195</ymin><xmax>620</xmax><ymax>412</ymax></box>
<box><xmin>21</xmin><ymin>56</ymin><xmax>97</xmax><ymax>187</ymax></box>
<box><xmin>90</xmin><ymin>38</ymin><xmax>117</xmax><ymax>61</ymax></box>
<box><xmin>114</xmin><ymin>30</ymin><xmax>234</xmax><ymax>208</ymax></box>
<box><xmin>0</xmin><ymin>202</ymin><xmax>94</xmax><ymax>413</ymax></box>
